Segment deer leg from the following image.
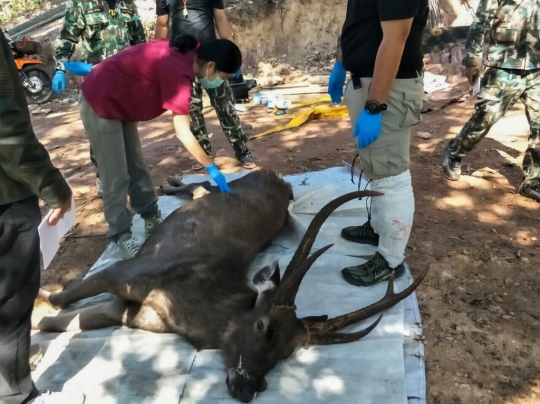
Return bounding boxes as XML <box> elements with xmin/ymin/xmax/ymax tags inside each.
<box><xmin>124</xmin><ymin>302</ymin><xmax>171</xmax><ymax>333</ymax></box>
<box><xmin>33</xmin><ymin>298</ymin><xmax>128</xmax><ymax>332</ymax></box>
<box><xmin>40</xmin><ymin>271</ymin><xmax>112</xmax><ymax>309</ymax></box>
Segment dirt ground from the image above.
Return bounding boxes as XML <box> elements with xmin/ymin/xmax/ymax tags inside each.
<box><xmin>31</xmin><ymin>93</ymin><xmax>540</xmax><ymax>404</ymax></box>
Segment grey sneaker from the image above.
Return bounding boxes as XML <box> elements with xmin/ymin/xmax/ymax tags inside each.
<box><xmin>341</xmin><ymin>252</ymin><xmax>405</xmax><ymax>287</ymax></box>
<box><xmin>145</xmin><ymin>209</ymin><xmax>164</xmax><ymax>239</ymax></box>
<box><xmin>28</xmin><ymin>391</ymin><xmax>85</xmax><ymax>404</ymax></box>
<box><xmin>442</xmin><ymin>148</ymin><xmax>461</xmax><ymax>181</ymax></box>
<box><xmin>96</xmin><ymin>177</ymin><xmax>104</xmax><ymax>197</ymax></box>
<box><xmin>117</xmin><ymin>234</ymin><xmax>140</xmax><ymax>259</ymax></box>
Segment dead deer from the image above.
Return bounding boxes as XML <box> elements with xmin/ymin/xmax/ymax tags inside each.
<box><xmin>34</xmin><ymin>168</ymin><xmax>428</xmax><ymax>403</ymax></box>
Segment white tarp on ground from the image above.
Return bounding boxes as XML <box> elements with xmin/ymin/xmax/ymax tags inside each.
<box><xmin>31</xmin><ymin>166</ymin><xmax>425</xmax><ymax>404</ymax></box>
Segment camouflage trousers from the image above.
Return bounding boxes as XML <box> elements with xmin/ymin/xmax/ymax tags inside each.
<box><xmin>448</xmin><ymin>67</ymin><xmax>540</xmax><ymax>183</ymax></box>
<box><xmin>190</xmin><ymin>78</ymin><xmax>252</xmax><ymax>160</ymax></box>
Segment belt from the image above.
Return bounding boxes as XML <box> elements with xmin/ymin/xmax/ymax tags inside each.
<box><xmin>351</xmin><ymin>70</ymin><xmax>423</xmax><ymax>89</ymax></box>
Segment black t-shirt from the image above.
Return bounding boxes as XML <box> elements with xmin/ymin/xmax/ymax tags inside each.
<box><xmin>341</xmin><ymin>0</ymin><xmax>428</xmax><ymax>78</ymax></box>
<box><xmin>156</xmin><ymin>0</ymin><xmax>225</xmax><ymax>43</ymax></box>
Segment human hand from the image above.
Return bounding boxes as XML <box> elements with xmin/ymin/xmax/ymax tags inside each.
<box><xmin>52</xmin><ymin>71</ymin><xmax>66</xmax><ymax>94</ymax></box>
<box><xmin>353</xmin><ymin>109</ymin><xmax>382</xmax><ymax>149</ymax></box>
<box><xmin>328</xmin><ymin>61</ymin><xmax>347</xmax><ymax>103</ymax></box>
<box><xmin>64</xmin><ymin>61</ymin><xmax>93</xmax><ymax>76</ymax></box>
<box><xmin>465</xmin><ymin>66</ymin><xmax>481</xmax><ymax>87</ymax></box>
<box><xmin>205</xmin><ymin>163</ymin><xmax>233</xmax><ymax>193</ymax></box>
<box><xmin>48</xmin><ymin>196</ymin><xmax>72</xmax><ymax>225</ymax></box>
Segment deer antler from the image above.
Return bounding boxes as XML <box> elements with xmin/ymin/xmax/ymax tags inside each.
<box><xmin>301</xmin><ymin>264</ymin><xmax>430</xmax><ymax>345</ymax></box>
<box><xmin>272</xmin><ymin>190</ymin><xmax>383</xmax><ymax>307</ymax></box>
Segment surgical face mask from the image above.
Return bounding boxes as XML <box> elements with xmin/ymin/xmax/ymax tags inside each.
<box><xmin>200</xmin><ymin>67</ymin><xmax>224</xmax><ymax>89</ymax></box>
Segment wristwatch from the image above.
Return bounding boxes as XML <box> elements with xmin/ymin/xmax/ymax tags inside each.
<box><xmin>365</xmin><ymin>100</ymin><xmax>387</xmax><ymax>114</ymax></box>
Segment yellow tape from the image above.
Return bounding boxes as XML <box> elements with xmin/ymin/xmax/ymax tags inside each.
<box><xmin>250</xmin><ymin>103</ymin><xmax>349</xmax><ymax>140</ymax></box>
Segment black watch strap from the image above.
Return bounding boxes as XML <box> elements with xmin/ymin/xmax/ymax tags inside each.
<box><xmin>365</xmin><ymin>100</ymin><xmax>387</xmax><ymax>114</ymax></box>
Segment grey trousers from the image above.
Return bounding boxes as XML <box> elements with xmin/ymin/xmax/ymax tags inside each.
<box><xmin>0</xmin><ymin>197</ymin><xmax>41</xmax><ymax>404</ymax></box>
<box><xmin>78</xmin><ymin>92</ymin><xmax>158</xmax><ymax>241</ymax></box>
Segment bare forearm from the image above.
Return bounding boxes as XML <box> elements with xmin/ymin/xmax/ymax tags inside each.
<box><xmin>216</xmin><ymin>22</ymin><xmax>233</xmax><ymax>41</ymax></box>
<box><xmin>368</xmin><ymin>39</ymin><xmax>406</xmax><ymax>103</ymax></box>
<box><xmin>173</xmin><ymin>115</ymin><xmax>212</xmax><ymax>166</ymax></box>
<box><xmin>155</xmin><ymin>24</ymin><xmax>168</xmax><ymax>39</ymax></box>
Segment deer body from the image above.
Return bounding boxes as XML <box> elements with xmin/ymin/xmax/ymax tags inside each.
<box><xmin>36</xmin><ymin>169</ymin><xmax>428</xmax><ymax>403</ymax></box>
<box><xmin>37</xmin><ymin>169</ymin><xmax>293</xmax><ymax>350</ymax></box>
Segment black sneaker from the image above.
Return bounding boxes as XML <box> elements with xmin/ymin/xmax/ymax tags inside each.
<box><xmin>518</xmin><ymin>180</ymin><xmax>540</xmax><ymax>202</ymax></box>
<box><xmin>442</xmin><ymin>148</ymin><xmax>461</xmax><ymax>181</ymax></box>
<box><xmin>341</xmin><ymin>252</ymin><xmax>405</xmax><ymax>287</ymax></box>
<box><xmin>341</xmin><ymin>220</ymin><xmax>379</xmax><ymax>246</ymax></box>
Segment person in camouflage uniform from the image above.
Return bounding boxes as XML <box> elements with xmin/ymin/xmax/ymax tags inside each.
<box><xmin>189</xmin><ymin>77</ymin><xmax>253</xmax><ymax>168</ymax></box>
<box><xmin>54</xmin><ymin>0</ymin><xmax>146</xmax><ymax>70</ymax></box>
<box><xmin>155</xmin><ymin>0</ymin><xmax>256</xmax><ymax>170</ymax></box>
<box><xmin>53</xmin><ymin>0</ymin><xmax>146</xmax><ymax>196</ymax></box>
<box><xmin>442</xmin><ymin>0</ymin><xmax>540</xmax><ymax>202</ymax></box>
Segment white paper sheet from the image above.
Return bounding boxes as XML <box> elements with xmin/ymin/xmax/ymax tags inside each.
<box><xmin>38</xmin><ymin>192</ymin><xmax>76</xmax><ymax>269</ymax></box>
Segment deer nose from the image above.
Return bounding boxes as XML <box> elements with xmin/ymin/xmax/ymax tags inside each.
<box><xmin>234</xmin><ymin>375</ymin><xmax>257</xmax><ymax>403</ymax></box>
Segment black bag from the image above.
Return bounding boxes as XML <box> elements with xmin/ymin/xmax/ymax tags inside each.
<box><xmin>229</xmin><ymin>73</ymin><xmax>257</xmax><ymax>102</ymax></box>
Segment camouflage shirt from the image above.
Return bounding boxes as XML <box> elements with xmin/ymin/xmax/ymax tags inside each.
<box><xmin>463</xmin><ymin>0</ymin><xmax>540</xmax><ymax>70</ymax></box>
<box><xmin>54</xmin><ymin>0</ymin><xmax>146</xmax><ymax>71</ymax></box>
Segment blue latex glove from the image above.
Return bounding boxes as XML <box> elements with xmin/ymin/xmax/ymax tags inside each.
<box><xmin>353</xmin><ymin>109</ymin><xmax>382</xmax><ymax>149</ymax></box>
<box><xmin>64</xmin><ymin>61</ymin><xmax>93</xmax><ymax>76</ymax></box>
<box><xmin>234</xmin><ymin>69</ymin><xmax>242</xmax><ymax>80</ymax></box>
<box><xmin>328</xmin><ymin>61</ymin><xmax>347</xmax><ymax>103</ymax></box>
<box><xmin>205</xmin><ymin>163</ymin><xmax>233</xmax><ymax>193</ymax></box>
<box><xmin>52</xmin><ymin>71</ymin><xmax>66</xmax><ymax>94</ymax></box>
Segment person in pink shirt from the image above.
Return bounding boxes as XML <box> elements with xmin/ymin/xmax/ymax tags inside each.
<box><xmin>75</xmin><ymin>35</ymin><xmax>241</xmax><ymax>259</ymax></box>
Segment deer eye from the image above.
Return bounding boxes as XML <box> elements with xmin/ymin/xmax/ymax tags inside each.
<box><xmin>257</xmin><ymin>320</ymin><xmax>264</xmax><ymax>330</ymax></box>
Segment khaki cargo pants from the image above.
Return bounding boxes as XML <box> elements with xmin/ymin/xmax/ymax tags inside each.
<box><xmin>344</xmin><ymin>76</ymin><xmax>424</xmax><ymax>179</ymax></box>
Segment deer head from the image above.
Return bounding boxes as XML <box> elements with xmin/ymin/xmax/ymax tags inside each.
<box><xmin>221</xmin><ymin>190</ymin><xmax>429</xmax><ymax>402</ymax></box>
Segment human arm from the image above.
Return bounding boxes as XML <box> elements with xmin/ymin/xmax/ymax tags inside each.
<box><xmin>155</xmin><ymin>15</ymin><xmax>170</xmax><ymax>39</ymax></box>
<box><xmin>0</xmin><ymin>33</ymin><xmax>72</xmax><ymax>220</ymax></box>
<box><xmin>173</xmin><ymin>114</ymin><xmax>232</xmax><ymax>192</ymax></box>
<box><xmin>462</xmin><ymin>0</ymin><xmax>497</xmax><ymax>85</ymax></box>
<box><xmin>328</xmin><ymin>35</ymin><xmax>346</xmax><ymax>103</ymax></box>
<box><xmin>353</xmin><ymin>15</ymin><xmax>414</xmax><ymax>149</ymax></box>
<box><xmin>172</xmin><ymin>114</ymin><xmax>213</xmax><ymax>167</ymax></box>
<box><xmin>462</xmin><ymin>0</ymin><xmax>497</xmax><ymax>68</ymax></box>
<box><xmin>214</xmin><ymin>8</ymin><xmax>233</xmax><ymax>41</ymax></box>
<box><xmin>155</xmin><ymin>0</ymin><xmax>170</xmax><ymax>39</ymax></box>
<box><xmin>53</xmin><ymin>0</ymin><xmax>86</xmax><ymax>72</ymax></box>
<box><xmin>366</xmin><ymin>18</ymin><xmax>414</xmax><ymax>103</ymax></box>
<box><xmin>128</xmin><ymin>2</ymin><xmax>146</xmax><ymax>45</ymax></box>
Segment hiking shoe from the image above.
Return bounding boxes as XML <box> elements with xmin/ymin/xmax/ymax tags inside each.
<box><xmin>341</xmin><ymin>220</ymin><xmax>379</xmax><ymax>246</ymax></box>
<box><xmin>341</xmin><ymin>252</ymin><xmax>405</xmax><ymax>287</ymax></box>
<box><xmin>518</xmin><ymin>180</ymin><xmax>540</xmax><ymax>202</ymax></box>
<box><xmin>29</xmin><ymin>344</ymin><xmax>43</xmax><ymax>371</ymax></box>
<box><xmin>27</xmin><ymin>391</ymin><xmax>85</xmax><ymax>404</ymax></box>
<box><xmin>117</xmin><ymin>234</ymin><xmax>140</xmax><ymax>259</ymax></box>
<box><xmin>442</xmin><ymin>148</ymin><xmax>461</xmax><ymax>181</ymax></box>
<box><xmin>144</xmin><ymin>209</ymin><xmax>164</xmax><ymax>239</ymax></box>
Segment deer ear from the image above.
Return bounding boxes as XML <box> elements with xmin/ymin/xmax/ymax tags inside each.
<box><xmin>252</xmin><ymin>259</ymin><xmax>280</xmax><ymax>288</ymax></box>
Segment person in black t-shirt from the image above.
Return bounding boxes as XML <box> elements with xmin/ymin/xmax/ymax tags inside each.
<box><xmin>327</xmin><ymin>0</ymin><xmax>428</xmax><ymax>287</ymax></box>
<box><xmin>155</xmin><ymin>0</ymin><xmax>256</xmax><ymax>170</ymax></box>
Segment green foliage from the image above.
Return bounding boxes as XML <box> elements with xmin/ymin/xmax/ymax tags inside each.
<box><xmin>0</xmin><ymin>0</ymin><xmax>48</xmax><ymax>23</ymax></box>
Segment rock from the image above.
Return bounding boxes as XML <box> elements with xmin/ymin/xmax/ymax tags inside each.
<box><xmin>31</xmin><ymin>108</ymin><xmax>51</xmax><ymax>115</ymax></box>
<box><xmin>417</xmin><ymin>131</ymin><xmax>432</xmax><ymax>139</ymax></box>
